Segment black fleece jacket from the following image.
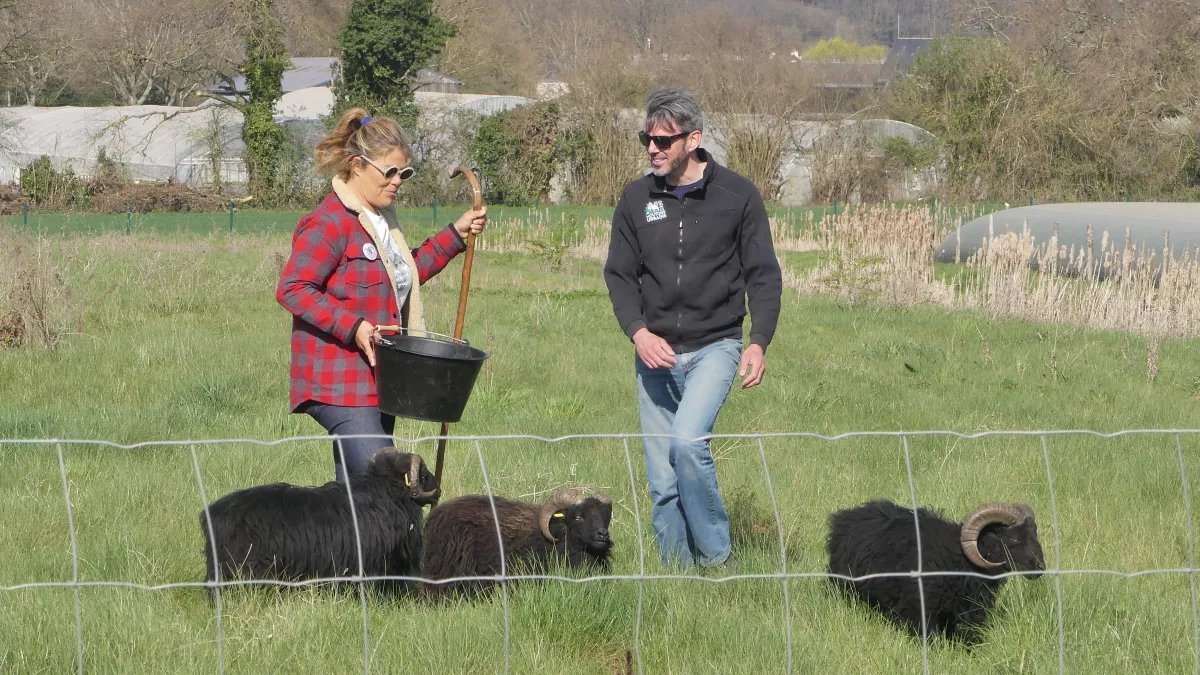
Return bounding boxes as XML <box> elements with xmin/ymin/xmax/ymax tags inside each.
<box><xmin>603</xmin><ymin>149</ymin><xmax>783</xmax><ymax>353</ymax></box>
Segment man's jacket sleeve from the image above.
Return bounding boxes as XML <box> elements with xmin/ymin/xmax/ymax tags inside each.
<box><xmin>741</xmin><ymin>189</ymin><xmax>783</xmax><ymax>351</ymax></box>
<box><xmin>603</xmin><ymin>193</ymin><xmax>646</xmax><ymax>339</ymax></box>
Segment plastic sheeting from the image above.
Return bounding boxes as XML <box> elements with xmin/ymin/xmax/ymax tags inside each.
<box><xmin>0</xmin><ymin>101</ymin><xmax>246</xmax><ymax>185</ymax></box>
<box><xmin>0</xmin><ymin>91</ymin><xmax>536</xmax><ymax>186</ymax></box>
<box><xmin>934</xmin><ymin>202</ymin><xmax>1200</xmax><ymax>271</ymax></box>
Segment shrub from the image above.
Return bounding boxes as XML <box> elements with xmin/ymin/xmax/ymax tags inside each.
<box><xmin>20</xmin><ymin>156</ymin><xmax>86</xmax><ymax>208</ymax></box>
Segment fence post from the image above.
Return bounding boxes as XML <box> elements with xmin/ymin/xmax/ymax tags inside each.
<box><xmin>126</xmin><ymin>200</ymin><xmax>132</xmax><ymax>235</ymax></box>
<box><xmin>1126</xmin><ymin>192</ymin><xmax>1132</xmax><ymax>202</ymax></box>
<box><xmin>23</xmin><ymin>201</ymin><xmax>28</xmax><ymax>233</ymax></box>
<box><xmin>930</xmin><ymin>195</ymin><xmax>937</xmax><ymax>227</ymax></box>
<box><xmin>432</xmin><ymin>197</ymin><xmax>437</xmax><ymax>227</ymax></box>
<box><xmin>833</xmin><ymin>199</ymin><xmax>839</xmax><ymax>217</ymax></box>
<box><xmin>1028</xmin><ymin>196</ymin><xmax>1034</xmax><ymax>206</ymax></box>
<box><xmin>228</xmin><ymin>200</ymin><xmax>234</xmax><ymax>234</ymax></box>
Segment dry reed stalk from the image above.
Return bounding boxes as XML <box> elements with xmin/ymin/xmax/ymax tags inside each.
<box><xmin>784</xmin><ymin>205</ymin><xmax>1200</xmax><ymax>340</ymax></box>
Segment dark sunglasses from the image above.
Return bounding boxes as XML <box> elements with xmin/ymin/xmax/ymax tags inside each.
<box><xmin>360</xmin><ymin>155</ymin><xmax>416</xmax><ymax>181</ymax></box>
<box><xmin>638</xmin><ymin>130</ymin><xmax>689</xmax><ymax>149</ymax></box>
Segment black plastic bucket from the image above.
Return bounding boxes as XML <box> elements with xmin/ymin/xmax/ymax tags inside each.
<box><xmin>374</xmin><ymin>332</ymin><xmax>489</xmax><ymax>423</ymax></box>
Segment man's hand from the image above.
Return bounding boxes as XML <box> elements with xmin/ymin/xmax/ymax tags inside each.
<box><xmin>738</xmin><ymin>344</ymin><xmax>766</xmax><ymax>388</ymax></box>
<box><xmin>633</xmin><ymin>328</ymin><xmax>677</xmax><ymax>369</ymax></box>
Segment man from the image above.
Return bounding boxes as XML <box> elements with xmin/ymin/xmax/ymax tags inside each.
<box><xmin>604</xmin><ymin>86</ymin><xmax>783</xmax><ymax>570</ymax></box>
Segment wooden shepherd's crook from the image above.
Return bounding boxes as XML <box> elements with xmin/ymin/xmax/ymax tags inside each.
<box><xmin>435</xmin><ymin>164</ymin><xmax>483</xmax><ymax>485</ymax></box>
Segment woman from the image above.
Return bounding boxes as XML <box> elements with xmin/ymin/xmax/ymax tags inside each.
<box><xmin>277</xmin><ymin>108</ymin><xmax>486</xmax><ymax>483</ymax></box>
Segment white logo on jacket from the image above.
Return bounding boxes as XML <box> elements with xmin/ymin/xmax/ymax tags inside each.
<box><xmin>644</xmin><ymin>200</ymin><xmax>667</xmax><ymax>223</ymax></box>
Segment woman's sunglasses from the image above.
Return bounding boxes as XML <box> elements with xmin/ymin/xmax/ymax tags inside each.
<box><xmin>638</xmin><ymin>130</ymin><xmax>688</xmax><ymax>149</ymax></box>
<box><xmin>360</xmin><ymin>156</ymin><xmax>416</xmax><ymax>181</ymax></box>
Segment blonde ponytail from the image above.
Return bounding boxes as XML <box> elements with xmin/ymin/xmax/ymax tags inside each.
<box><xmin>314</xmin><ymin>108</ymin><xmax>413</xmax><ymax>179</ymax></box>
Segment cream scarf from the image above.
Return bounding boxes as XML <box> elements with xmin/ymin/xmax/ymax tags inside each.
<box><xmin>331</xmin><ymin>176</ymin><xmax>426</xmax><ymax>334</ymax></box>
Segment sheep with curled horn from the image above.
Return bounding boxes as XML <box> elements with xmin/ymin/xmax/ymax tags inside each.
<box><xmin>200</xmin><ymin>447</ymin><xmax>441</xmax><ymax>598</ymax></box>
<box><xmin>420</xmin><ymin>487</ymin><xmax>614</xmax><ymax>600</ymax></box>
<box><xmin>826</xmin><ymin>500</ymin><xmax>1045</xmax><ymax>644</ymax></box>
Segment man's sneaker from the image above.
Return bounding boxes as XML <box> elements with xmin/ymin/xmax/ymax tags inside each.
<box><xmin>708</xmin><ymin>554</ymin><xmax>738</xmax><ymax>576</ymax></box>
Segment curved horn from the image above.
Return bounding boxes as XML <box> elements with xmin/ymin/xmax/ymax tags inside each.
<box><xmin>538</xmin><ymin>488</ymin><xmax>589</xmax><ymax>542</ymax></box>
<box><xmin>960</xmin><ymin>502</ymin><xmax>1029</xmax><ymax>569</ymax></box>
<box><xmin>408</xmin><ymin>454</ymin><xmax>441</xmax><ymax>502</ymax></box>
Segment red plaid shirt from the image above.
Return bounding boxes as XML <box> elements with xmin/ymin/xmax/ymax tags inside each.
<box><xmin>277</xmin><ymin>191</ymin><xmax>465</xmax><ymax>410</ymax></box>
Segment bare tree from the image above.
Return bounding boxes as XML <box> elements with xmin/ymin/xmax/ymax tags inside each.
<box><xmin>434</xmin><ymin>0</ymin><xmax>539</xmax><ymax>95</ymax></box>
<box><xmin>88</xmin><ymin>0</ymin><xmax>239</xmax><ymax>105</ymax></box>
<box><xmin>0</xmin><ymin>0</ymin><xmax>79</xmax><ymax>105</ymax></box>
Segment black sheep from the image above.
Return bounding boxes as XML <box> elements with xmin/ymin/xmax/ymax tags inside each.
<box><xmin>826</xmin><ymin>500</ymin><xmax>1045</xmax><ymax>644</ymax></box>
<box><xmin>199</xmin><ymin>447</ymin><xmax>441</xmax><ymax>596</ymax></box>
<box><xmin>420</xmin><ymin>488</ymin><xmax>614</xmax><ymax>599</ymax></box>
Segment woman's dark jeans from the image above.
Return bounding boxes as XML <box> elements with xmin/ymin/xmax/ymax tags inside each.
<box><xmin>300</xmin><ymin>401</ymin><xmax>396</xmax><ymax>483</ymax></box>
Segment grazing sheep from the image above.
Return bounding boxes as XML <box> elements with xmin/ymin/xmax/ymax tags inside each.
<box><xmin>420</xmin><ymin>488</ymin><xmax>614</xmax><ymax>599</ymax></box>
<box><xmin>199</xmin><ymin>447</ymin><xmax>441</xmax><ymax>596</ymax></box>
<box><xmin>826</xmin><ymin>500</ymin><xmax>1045</xmax><ymax>643</ymax></box>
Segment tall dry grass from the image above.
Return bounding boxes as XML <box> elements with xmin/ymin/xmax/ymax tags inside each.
<box><xmin>790</xmin><ymin>206</ymin><xmax>1200</xmax><ymax>340</ymax></box>
<box><xmin>0</xmin><ymin>232</ymin><xmax>116</xmax><ymax>349</ymax></box>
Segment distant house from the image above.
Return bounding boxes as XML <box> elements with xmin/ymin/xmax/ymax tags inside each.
<box><xmin>876</xmin><ymin>38</ymin><xmax>932</xmax><ymax>86</ymax></box>
<box><xmin>413</xmin><ymin>69</ymin><xmax>466</xmax><ymax>94</ymax></box>
<box><xmin>797</xmin><ymin>37</ymin><xmax>932</xmax><ymax>102</ymax></box>
<box><xmin>206</xmin><ymin>57</ymin><xmax>464</xmax><ymax>97</ymax></box>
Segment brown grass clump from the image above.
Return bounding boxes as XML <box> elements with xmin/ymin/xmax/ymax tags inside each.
<box><xmin>89</xmin><ymin>183</ymin><xmax>227</xmax><ymax>214</ymax></box>
<box><xmin>791</xmin><ymin>206</ymin><xmax>953</xmax><ymax>307</ymax></box>
<box><xmin>0</xmin><ymin>232</ymin><xmax>117</xmax><ymax>349</ymax></box>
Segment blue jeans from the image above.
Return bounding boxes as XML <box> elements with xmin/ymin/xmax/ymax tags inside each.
<box><xmin>635</xmin><ymin>337</ymin><xmax>741</xmax><ymax>568</ymax></box>
<box><xmin>300</xmin><ymin>401</ymin><xmax>396</xmax><ymax>483</ymax></box>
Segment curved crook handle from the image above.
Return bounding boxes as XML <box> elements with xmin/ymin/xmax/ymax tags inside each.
<box><xmin>449</xmin><ymin>165</ymin><xmax>484</xmax><ymax>211</ymax></box>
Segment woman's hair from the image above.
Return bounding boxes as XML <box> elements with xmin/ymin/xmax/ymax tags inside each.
<box><xmin>314</xmin><ymin>108</ymin><xmax>413</xmax><ymax>179</ymax></box>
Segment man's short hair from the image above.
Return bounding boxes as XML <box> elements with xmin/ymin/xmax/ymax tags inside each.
<box><xmin>644</xmin><ymin>86</ymin><xmax>704</xmax><ymax>134</ymax></box>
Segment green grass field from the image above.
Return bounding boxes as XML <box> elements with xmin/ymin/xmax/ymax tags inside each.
<box><xmin>2</xmin><ymin>212</ymin><xmax>1198</xmax><ymax>673</ymax></box>
<box><xmin>6</xmin><ymin>200</ymin><xmax>1003</xmax><ymax>238</ymax></box>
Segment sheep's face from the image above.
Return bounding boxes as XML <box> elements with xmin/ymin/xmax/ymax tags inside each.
<box><xmin>555</xmin><ymin>498</ymin><xmax>613</xmax><ymax>553</ymax></box>
<box><xmin>369</xmin><ymin>448</ymin><xmax>441</xmax><ymax>506</ymax></box>
<box><xmin>980</xmin><ymin>517</ymin><xmax>1046</xmax><ymax>576</ymax></box>
<box><xmin>410</xmin><ymin>458</ymin><xmax>441</xmax><ymax>506</ymax></box>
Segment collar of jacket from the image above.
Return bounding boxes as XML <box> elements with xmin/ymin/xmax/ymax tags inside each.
<box><xmin>331</xmin><ymin>176</ymin><xmax>426</xmax><ymax>334</ymax></box>
<box><xmin>650</xmin><ymin>147</ymin><xmax>717</xmax><ymax>196</ymax></box>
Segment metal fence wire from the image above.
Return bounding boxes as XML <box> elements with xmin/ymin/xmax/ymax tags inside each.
<box><xmin>3</xmin><ymin>429</ymin><xmax>1200</xmax><ymax>674</ymax></box>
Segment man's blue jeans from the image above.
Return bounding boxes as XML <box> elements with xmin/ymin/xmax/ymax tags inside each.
<box><xmin>635</xmin><ymin>337</ymin><xmax>741</xmax><ymax>568</ymax></box>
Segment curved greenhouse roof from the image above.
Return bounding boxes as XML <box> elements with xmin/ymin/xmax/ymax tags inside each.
<box><xmin>0</xmin><ymin>101</ymin><xmax>247</xmax><ymax>184</ymax></box>
<box><xmin>934</xmin><ymin>202</ymin><xmax>1200</xmax><ymax>271</ymax></box>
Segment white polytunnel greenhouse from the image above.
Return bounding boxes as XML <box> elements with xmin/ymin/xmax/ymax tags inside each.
<box><xmin>0</xmin><ymin>101</ymin><xmax>254</xmax><ymax>185</ymax></box>
<box><xmin>934</xmin><ymin>202</ymin><xmax>1200</xmax><ymax>276</ymax></box>
<box><xmin>0</xmin><ymin>90</ymin><xmax>536</xmax><ymax>187</ymax></box>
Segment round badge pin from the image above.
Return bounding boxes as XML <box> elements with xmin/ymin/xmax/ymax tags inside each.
<box><xmin>363</xmin><ymin>243</ymin><xmax>378</xmax><ymax>261</ymax></box>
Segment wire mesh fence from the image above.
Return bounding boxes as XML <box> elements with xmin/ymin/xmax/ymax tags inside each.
<box><xmin>3</xmin><ymin>429</ymin><xmax>1199</xmax><ymax>674</ymax></box>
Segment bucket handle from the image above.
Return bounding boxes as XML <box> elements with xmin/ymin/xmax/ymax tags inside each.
<box><xmin>371</xmin><ymin>325</ymin><xmax>471</xmax><ymax>348</ymax></box>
